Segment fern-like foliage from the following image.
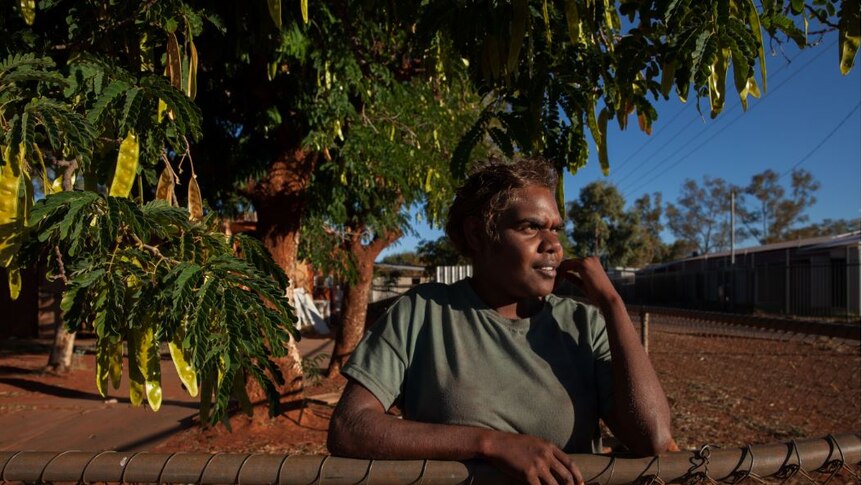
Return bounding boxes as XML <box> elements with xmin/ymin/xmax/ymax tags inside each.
<box><xmin>20</xmin><ymin>192</ymin><xmax>297</xmax><ymax>424</ymax></box>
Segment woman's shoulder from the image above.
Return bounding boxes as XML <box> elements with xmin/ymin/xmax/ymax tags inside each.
<box><xmin>545</xmin><ymin>292</ymin><xmax>606</xmax><ymax>329</ymax></box>
<box><xmin>404</xmin><ymin>279</ymin><xmax>472</xmax><ymax>306</ymax></box>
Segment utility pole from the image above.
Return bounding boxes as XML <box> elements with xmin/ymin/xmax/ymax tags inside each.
<box><xmin>731</xmin><ymin>190</ymin><xmax>736</xmax><ymax>265</ymax></box>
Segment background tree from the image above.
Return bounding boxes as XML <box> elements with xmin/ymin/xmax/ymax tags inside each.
<box><xmin>631</xmin><ymin>192</ymin><xmax>665</xmax><ymax>265</ymax></box>
<box><xmin>567</xmin><ymin>181</ymin><xmax>647</xmax><ymax>267</ymax></box>
<box><xmin>666</xmin><ymin>176</ymin><xmax>741</xmax><ymax>255</ymax></box>
<box><xmin>784</xmin><ymin>217</ymin><xmax>861</xmax><ymax>239</ymax></box>
<box><xmin>741</xmin><ymin>168</ymin><xmax>820</xmax><ymax>243</ymax></box>
<box><xmin>380</xmin><ymin>251</ymin><xmax>424</xmax><ymax>267</ymax></box>
<box><xmin>416</xmin><ymin>236</ymin><xmax>469</xmax><ymax>273</ymax></box>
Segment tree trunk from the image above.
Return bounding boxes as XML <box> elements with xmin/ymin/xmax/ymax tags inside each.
<box><xmin>47</xmin><ymin>162</ymin><xmax>78</xmax><ymax>373</ymax></box>
<box><xmin>46</xmin><ymin>324</ymin><xmax>75</xmax><ymax>373</ymax></box>
<box><xmin>245</xmin><ymin>149</ymin><xmax>317</xmax><ymax>417</ymax></box>
<box><xmin>327</xmin><ymin>228</ymin><xmax>401</xmax><ymax>377</ymax></box>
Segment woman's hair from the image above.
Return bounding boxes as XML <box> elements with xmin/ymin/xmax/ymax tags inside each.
<box><xmin>445</xmin><ymin>157</ymin><xmax>558</xmax><ymax>258</ymax></box>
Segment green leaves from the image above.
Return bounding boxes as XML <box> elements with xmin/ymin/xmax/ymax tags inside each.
<box><xmin>21</xmin><ymin>192</ymin><xmax>297</xmax><ymax>423</ymax></box>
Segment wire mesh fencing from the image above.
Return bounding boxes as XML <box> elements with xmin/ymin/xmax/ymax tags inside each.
<box><xmin>1</xmin><ymin>434</ymin><xmax>858</xmax><ymax>484</ymax></box>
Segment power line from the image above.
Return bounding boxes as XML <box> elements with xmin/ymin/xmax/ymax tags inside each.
<box><xmin>610</xmin><ymin>103</ymin><xmax>690</xmax><ymax>176</ymax></box>
<box><xmin>616</xmin><ymin>51</ymin><xmax>812</xmax><ymax>185</ymax></box>
<box><xmin>779</xmin><ymin>102</ymin><xmax>860</xmax><ymax>178</ymax></box>
<box><xmin>620</xmin><ymin>40</ymin><xmax>836</xmax><ymax>199</ymax></box>
<box><xmin>614</xmin><ymin>39</ymin><xmax>834</xmax><ymax>193</ymax></box>
<box><xmin>612</xmin><ymin>110</ymin><xmax>701</xmax><ymax>187</ymax></box>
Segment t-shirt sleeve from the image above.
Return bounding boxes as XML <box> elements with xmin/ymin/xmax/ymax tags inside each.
<box><xmin>341</xmin><ymin>293</ymin><xmax>415</xmax><ymax>410</ymax></box>
<box><xmin>589</xmin><ymin>306</ymin><xmax>614</xmax><ymax>422</ymax></box>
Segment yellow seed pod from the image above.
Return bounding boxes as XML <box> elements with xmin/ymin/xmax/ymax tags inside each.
<box><xmin>127</xmin><ymin>331</ymin><xmax>145</xmax><ymax>407</ymax></box>
<box><xmin>169</xmin><ymin>332</ymin><xmax>198</xmax><ymax>397</ymax></box>
<box><xmin>7</xmin><ymin>269</ymin><xmax>21</xmax><ymax>300</ymax></box>
<box><xmin>109</xmin><ymin>132</ymin><xmax>140</xmax><ymax>198</ymax></box>
<box><xmin>95</xmin><ymin>335</ymin><xmax>121</xmax><ymax>397</ymax></box>
<box><xmin>188</xmin><ymin>175</ymin><xmax>203</xmax><ymax>221</ymax></box>
<box><xmin>109</xmin><ymin>339</ymin><xmax>123</xmax><ymax>390</ymax></box>
<box><xmin>267</xmin><ymin>0</ymin><xmax>282</xmax><ymax>28</ymax></box>
<box><xmin>0</xmin><ymin>158</ymin><xmax>22</xmax><ymax>268</ymax></box>
<box><xmin>143</xmin><ymin>328</ymin><xmax>163</xmax><ymax>412</ymax></box>
<box><xmin>134</xmin><ymin>326</ymin><xmax>162</xmax><ymax>412</ymax></box>
<box><xmin>19</xmin><ymin>0</ymin><xmax>35</xmax><ymax>25</ymax></box>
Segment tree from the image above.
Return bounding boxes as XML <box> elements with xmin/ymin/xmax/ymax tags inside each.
<box><xmin>416</xmin><ymin>236</ymin><xmax>468</xmax><ymax>272</ymax></box>
<box><xmin>421</xmin><ymin>0</ymin><xmax>859</xmax><ymax>206</ymax></box>
<box><xmin>741</xmin><ymin>168</ymin><xmax>820</xmax><ymax>244</ymax></box>
<box><xmin>182</xmin><ymin>2</ymin><xmax>488</xmax><ymax>380</ymax></box>
<box><xmin>666</xmin><ymin>176</ymin><xmax>741</xmax><ymax>255</ymax></box>
<box><xmin>187</xmin><ymin>0</ymin><xmax>858</xmax><ymax>379</ymax></box>
<box><xmin>631</xmin><ymin>192</ymin><xmax>665</xmax><ymax>266</ymax></box>
<box><xmin>784</xmin><ymin>217</ymin><xmax>861</xmax><ymax>240</ymax></box>
<box><xmin>297</xmin><ymin>75</ymin><xmax>481</xmax><ymax>376</ymax></box>
<box><xmin>0</xmin><ymin>2</ymin><xmax>296</xmax><ymax>423</ymax></box>
<box><xmin>567</xmin><ymin>181</ymin><xmax>647</xmax><ymax>267</ymax></box>
<box><xmin>381</xmin><ymin>252</ymin><xmax>423</xmax><ymax>267</ymax></box>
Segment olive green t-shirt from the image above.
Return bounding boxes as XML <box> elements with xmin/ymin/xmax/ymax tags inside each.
<box><xmin>342</xmin><ymin>278</ymin><xmax>614</xmax><ymax>453</ymax></box>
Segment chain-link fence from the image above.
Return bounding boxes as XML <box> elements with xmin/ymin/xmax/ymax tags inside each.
<box><xmin>1</xmin><ymin>434</ymin><xmax>858</xmax><ymax>484</ymax></box>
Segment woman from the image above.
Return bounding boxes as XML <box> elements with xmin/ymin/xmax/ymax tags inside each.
<box><xmin>328</xmin><ymin>158</ymin><xmax>675</xmax><ymax>485</ymax></box>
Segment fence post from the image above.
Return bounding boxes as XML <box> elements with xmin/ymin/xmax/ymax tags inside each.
<box><xmin>640</xmin><ymin>311</ymin><xmax>649</xmax><ymax>353</ymax></box>
<box><xmin>846</xmin><ymin>246</ymin><xmax>851</xmax><ymax>319</ymax></box>
<box><xmin>784</xmin><ymin>249</ymin><xmax>791</xmax><ymax>315</ymax></box>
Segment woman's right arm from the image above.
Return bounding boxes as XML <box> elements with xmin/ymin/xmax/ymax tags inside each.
<box><xmin>328</xmin><ymin>380</ymin><xmax>584</xmax><ymax>485</ymax></box>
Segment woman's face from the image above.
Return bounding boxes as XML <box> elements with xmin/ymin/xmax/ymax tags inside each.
<box><xmin>471</xmin><ymin>185</ymin><xmax>565</xmax><ymax>303</ymax></box>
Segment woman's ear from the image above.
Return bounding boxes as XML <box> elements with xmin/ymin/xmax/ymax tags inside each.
<box><xmin>462</xmin><ymin>216</ymin><xmax>485</xmax><ymax>255</ymax></box>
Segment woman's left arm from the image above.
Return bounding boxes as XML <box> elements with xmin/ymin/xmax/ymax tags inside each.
<box><xmin>558</xmin><ymin>256</ymin><xmax>677</xmax><ymax>456</ymax></box>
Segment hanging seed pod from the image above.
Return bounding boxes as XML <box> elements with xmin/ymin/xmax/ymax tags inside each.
<box><xmin>166</xmin><ymin>32</ymin><xmax>183</xmax><ymax>90</ymax></box>
<box><xmin>108</xmin><ymin>132</ymin><xmax>139</xmax><ymax>198</ymax></box>
<box><xmin>155</xmin><ymin>166</ymin><xmax>176</xmax><ymax>205</ymax></box>
<box><xmin>169</xmin><ymin>327</ymin><xmax>198</xmax><ymax>397</ymax></box>
<box><xmin>186</xmin><ymin>40</ymin><xmax>198</xmax><ymax>99</ymax></box>
<box><xmin>19</xmin><ymin>0</ymin><xmax>35</xmax><ymax>25</ymax></box>
<box><xmin>188</xmin><ymin>175</ymin><xmax>203</xmax><ymax>221</ymax></box>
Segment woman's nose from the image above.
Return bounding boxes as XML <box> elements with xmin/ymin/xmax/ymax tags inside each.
<box><xmin>540</xmin><ymin>231</ymin><xmax>561</xmax><ymax>253</ymax></box>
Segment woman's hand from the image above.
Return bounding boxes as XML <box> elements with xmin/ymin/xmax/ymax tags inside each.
<box><xmin>482</xmin><ymin>432</ymin><xmax>584</xmax><ymax>485</ymax></box>
<box><xmin>556</xmin><ymin>256</ymin><xmax>620</xmax><ymax>308</ymax></box>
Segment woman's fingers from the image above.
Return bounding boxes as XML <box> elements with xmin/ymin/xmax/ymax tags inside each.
<box><xmin>553</xmin><ymin>448</ymin><xmax>584</xmax><ymax>485</ymax></box>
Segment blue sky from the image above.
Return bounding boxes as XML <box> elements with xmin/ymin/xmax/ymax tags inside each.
<box><xmin>380</xmin><ymin>32</ymin><xmax>861</xmax><ymax>260</ymax></box>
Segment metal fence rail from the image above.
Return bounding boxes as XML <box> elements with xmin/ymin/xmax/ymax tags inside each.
<box><xmin>628</xmin><ymin>306</ymin><xmax>861</xmax><ymax>342</ymax></box>
<box><xmin>1</xmin><ymin>434</ymin><xmax>858</xmax><ymax>484</ymax></box>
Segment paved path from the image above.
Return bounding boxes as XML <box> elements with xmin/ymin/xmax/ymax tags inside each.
<box><xmin>0</xmin><ymin>335</ymin><xmax>335</xmax><ymax>452</ymax></box>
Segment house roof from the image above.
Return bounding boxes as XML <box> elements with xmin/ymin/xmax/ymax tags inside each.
<box><xmin>374</xmin><ymin>263</ymin><xmax>426</xmax><ymax>272</ymax></box>
<box><xmin>641</xmin><ymin>231</ymin><xmax>861</xmax><ymax>272</ymax></box>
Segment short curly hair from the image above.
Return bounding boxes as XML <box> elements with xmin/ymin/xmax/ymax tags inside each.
<box><xmin>444</xmin><ymin>157</ymin><xmax>558</xmax><ymax>258</ymax></box>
